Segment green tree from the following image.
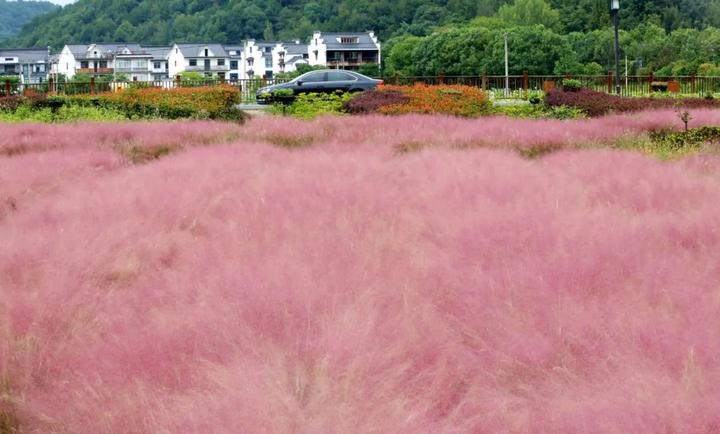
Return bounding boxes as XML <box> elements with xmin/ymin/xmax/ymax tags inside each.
<box><xmin>497</xmin><ymin>0</ymin><xmax>562</xmax><ymax>31</ymax></box>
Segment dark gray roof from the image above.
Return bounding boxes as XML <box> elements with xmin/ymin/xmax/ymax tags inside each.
<box><xmin>0</xmin><ymin>48</ymin><xmax>49</xmax><ymax>62</ymax></box>
<box><xmin>319</xmin><ymin>32</ymin><xmax>379</xmax><ymax>50</ymax></box>
<box><xmin>142</xmin><ymin>46</ymin><xmax>172</xmax><ymax>60</ymax></box>
<box><xmin>66</xmin><ymin>43</ymin><xmax>143</xmax><ymax>58</ymax></box>
<box><xmin>285</xmin><ymin>55</ymin><xmax>308</xmax><ymax>65</ymax></box>
<box><xmin>283</xmin><ymin>43</ymin><xmax>308</xmax><ymax>55</ymax></box>
<box><xmin>175</xmin><ymin>43</ymin><xmax>228</xmax><ymax>58</ymax></box>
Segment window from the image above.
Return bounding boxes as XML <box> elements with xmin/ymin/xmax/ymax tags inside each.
<box><xmin>340</xmin><ymin>37</ymin><xmax>359</xmax><ymax>44</ymax></box>
<box><xmin>189</xmin><ymin>59</ymin><xmax>197</xmax><ymax>66</ymax></box>
<box><xmin>80</xmin><ymin>61</ymin><xmax>89</xmax><ymax>68</ymax></box>
<box><xmin>265</xmin><ymin>57</ymin><xmax>272</xmax><ymax>68</ymax></box>
<box><xmin>279</xmin><ymin>52</ymin><xmax>285</xmax><ymax>58</ymax></box>
<box><xmin>328</xmin><ymin>71</ymin><xmax>354</xmax><ymax>81</ymax></box>
<box><xmin>347</xmin><ymin>51</ymin><xmax>358</xmax><ymax>60</ymax></box>
<box><xmin>303</xmin><ymin>53</ymin><xmax>309</xmax><ymax>59</ymax></box>
<box><xmin>116</xmin><ymin>59</ymin><xmax>131</xmax><ymax>69</ymax></box>
<box><xmin>99</xmin><ymin>61</ymin><xmax>108</xmax><ymax>68</ymax></box>
<box><xmin>93</xmin><ymin>51</ymin><xmax>98</xmax><ymax>56</ymax></box>
<box><xmin>131</xmin><ymin>59</ymin><xmax>146</xmax><ymax>69</ymax></box>
<box><xmin>204</xmin><ymin>49</ymin><xmax>209</xmax><ymax>57</ymax></box>
<box><xmin>4</xmin><ymin>58</ymin><xmax>12</xmax><ymax>61</ymax></box>
<box><xmin>301</xmin><ymin>72</ymin><xmax>326</xmax><ymax>82</ymax></box>
<box><xmin>247</xmin><ymin>58</ymin><xmax>254</xmax><ymax>66</ymax></box>
<box><xmin>230</xmin><ymin>73</ymin><xmax>238</xmax><ymax>80</ymax></box>
<box><xmin>265</xmin><ymin>47</ymin><xmax>271</xmax><ymax>53</ymax></box>
<box><xmin>154</xmin><ymin>61</ymin><xmax>162</xmax><ymax>69</ymax></box>
<box><xmin>230</xmin><ymin>60</ymin><xmax>238</xmax><ymax>69</ymax></box>
<box><xmin>330</xmin><ymin>52</ymin><xmax>342</xmax><ymax>61</ymax></box>
<box><xmin>175</xmin><ymin>48</ymin><xmax>178</xmax><ymax>54</ymax></box>
<box><xmin>217</xmin><ymin>59</ymin><xmax>225</xmax><ymax>66</ymax></box>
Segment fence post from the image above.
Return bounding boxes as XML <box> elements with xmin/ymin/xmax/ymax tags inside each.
<box><xmin>648</xmin><ymin>73</ymin><xmax>653</xmax><ymax>94</ymax></box>
<box><xmin>48</xmin><ymin>77</ymin><xmax>54</xmax><ymax>94</ymax></box>
<box><xmin>438</xmin><ymin>72</ymin><xmax>445</xmax><ymax>85</ymax></box>
<box><xmin>176</xmin><ymin>74</ymin><xmax>182</xmax><ymax>89</ymax></box>
<box><xmin>90</xmin><ymin>77</ymin><xmax>95</xmax><ymax>95</ymax></box>
<box><xmin>4</xmin><ymin>79</ymin><xmax>10</xmax><ymax>96</ymax></box>
<box><xmin>691</xmin><ymin>74</ymin><xmax>696</xmax><ymax>94</ymax></box>
<box><xmin>607</xmin><ymin>71</ymin><xmax>613</xmax><ymax>93</ymax></box>
<box><xmin>481</xmin><ymin>73</ymin><xmax>487</xmax><ymax>91</ymax></box>
<box><xmin>393</xmin><ymin>73</ymin><xmax>399</xmax><ymax>85</ymax></box>
<box><xmin>522</xmin><ymin>71</ymin><xmax>529</xmax><ymax>98</ymax></box>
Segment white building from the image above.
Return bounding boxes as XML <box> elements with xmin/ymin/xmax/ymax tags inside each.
<box><xmin>241</xmin><ymin>40</ymin><xmax>277</xmax><ymax>79</ymax></box>
<box><xmin>168</xmin><ymin>43</ymin><xmax>230</xmax><ymax>79</ymax></box>
<box><xmin>57</xmin><ymin>44</ymin><xmax>142</xmax><ymax>78</ymax></box>
<box><xmin>0</xmin><ymin>48</ymin><xmax>50</xmax><ymax>84</ymax></box>
<box><xmin>223</xmin><ymin>45</ymin><xmax>243</xmax><ymax>81</ymax></box>
<box><xmin>308</xmin><ymin>31</ymin><xmax>380</xmax><ymax>71</ymax></box>
<box><xmin>143</xmin><ymin>47</ymin><xmax>172</xmax><ymax>81</ymax></box>
<box><xmin>272</xmin><ymin>41</ymin><xmax>309</xmax><ymax>76</ymax></box>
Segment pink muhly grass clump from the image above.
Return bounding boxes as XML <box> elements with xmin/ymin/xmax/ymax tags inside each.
<box><xmin>244</xmin><ymin>109</ymin><xmax>720</xmax><ymax>153</ymax></box>
<box><xmin>2</xmin><ymin>114</ymin><xmax>720</xmax><ymax>432</ymax></box>
<box><xmin>0</xmin><ymin>121</ymin><xmax>242</xmax><ymax>157</ymax></box>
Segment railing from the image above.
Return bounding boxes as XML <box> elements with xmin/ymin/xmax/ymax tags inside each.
<box><xmin>1</xmin><ymin>77</ymin><xmax>291</xmax><ymax>103</ymax></box>
<box><xmin>383</xmin><ymin>74</ymin><xmax>720</xmax><ymax>98</ymax></box>
<box><xmin>6</xmin><ymin>75</ymin><xmax>720</xmax><ymax>103</ymax></box>
<box><xmin>77</xmin><ymin>68</ymin><xmax>114</xmax><ymax>75</ymax></box>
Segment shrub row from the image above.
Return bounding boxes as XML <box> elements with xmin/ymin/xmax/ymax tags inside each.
<box><xmin>343</xmin><ymin>84</ymin><xmax>491</xmax><ymax>117</ymax></box>
<box><xmin>59</xmin><ymin>86</ymin><xmax>245</xmax><ymax>121</ymax></box>
<box><xmin>545</xmin><ymin>88</ymin><xmax>720</xmax><ymax>117</ymax></box>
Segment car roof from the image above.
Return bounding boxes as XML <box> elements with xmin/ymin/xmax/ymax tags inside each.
<box><xmin>299</xmin><ymin>69</ymin><xmax>370</xmax><ymax>78</ymax></box>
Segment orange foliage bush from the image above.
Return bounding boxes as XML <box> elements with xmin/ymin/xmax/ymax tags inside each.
<box><xmin>377</xmin><ymin>84</ymin><xmax>491</xmax><ymax>117</ymax></box>
<box><xmin>61</xmin><ymin>85</ymin><xmax>242</xmax><ymax>120</ymax></box>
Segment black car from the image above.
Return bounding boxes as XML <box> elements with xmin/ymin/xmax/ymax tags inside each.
<box><xmin>256</xmin><ymin>70</ymin><xmax>382</xmax><ymax>104</ymax></box>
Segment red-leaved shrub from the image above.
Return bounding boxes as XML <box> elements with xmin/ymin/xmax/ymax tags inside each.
<box><xmin>545</xmin><ymin>88</ymin><xmax>720</xmax><ymax>117</ymax></box>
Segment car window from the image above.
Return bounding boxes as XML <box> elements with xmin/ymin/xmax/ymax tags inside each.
<box><xmin>327</xmin><ymin>71</ymin><xmax>356</xmax><ymax>82</ymax></box>
<box><xmin>300</xmin><ymin>72</ymin><xmax>326</xmax><ymax>82</ymax></box>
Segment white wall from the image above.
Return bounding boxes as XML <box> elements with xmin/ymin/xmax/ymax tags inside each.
<box><xmin>57</xmin><ymin>46</ymin><xmax>77</xmax><ymax>78</ymax></box>
<box><xmin>308</xmin><ymin>32</ymin><xmax>326</xmax><ymax>66</ymax></box>
<box><xmin>167</xmin><ymin>45</ymin><xmax>185</xmax><ymax>78</ymax></box>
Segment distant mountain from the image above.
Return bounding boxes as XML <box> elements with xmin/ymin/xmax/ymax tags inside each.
<box><xmin>0</xmin><ymin>0</ymin><xmax>58</xmax><ymax>43</ymax></box>
<box><xmin>7</xmin><ymin>0</ymin><xmax>720</xmax><ymax>49</ymax></box>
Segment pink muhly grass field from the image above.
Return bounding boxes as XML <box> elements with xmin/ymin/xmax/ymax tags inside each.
<box><xmin>2</xmin><ymin>113</ymin><xmax>720</xmax><ymax>432</ymax></box>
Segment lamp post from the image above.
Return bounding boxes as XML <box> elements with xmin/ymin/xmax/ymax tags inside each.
<box><xmin>611</xmin><ymin>0</ymin><xmax>621</xmax><ymax>94</ymax></box>
<box><xmin>504</xmin><ymin>32</ymin><xmax>509</xmax><ymax>98</ymax></box>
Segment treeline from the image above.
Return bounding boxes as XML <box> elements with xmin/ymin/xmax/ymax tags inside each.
<box><xmin>0</xmin><ymin>0</ymin><xmax>57</xmax><ymax>42</ymax></box>
<box><xmin>8</xmin><ymin>0</ymin><xmax>720</xmax><ymax>76</ymax></box>
<box><xmin>385</xmin><ymin>0</ymin><xmax>720</xmax><ymax>77</ymax></box>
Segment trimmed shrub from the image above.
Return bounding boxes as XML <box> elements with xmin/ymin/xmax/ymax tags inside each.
<box><xmin>545</xmin><ymin>88</ymin><xmax>720</xmax><ymax>117</ymax></box>
<box><xmin>345</xmin><ymin>84</ymin><xmax>491</xmax><ymax>117</ymax></box>
<box><xmin>55</xmin><ymin>86</ymin><xmax>246</xmax><ymax>122</ymax></box>
<box><xmin>343</xmin><ymin>90</ymin><xmax>409</xmax><ymax>114</ymax></box>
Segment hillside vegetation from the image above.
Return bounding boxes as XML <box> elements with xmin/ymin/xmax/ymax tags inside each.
<box><xmin>9</xmin><ymin>0</ymin><xmax>720</xmax><ymax>48</ymax></box>
<box><xmin>0</xmin><ymin>0</ymin><xmax>57</xmax><ymax>43</ymax></box>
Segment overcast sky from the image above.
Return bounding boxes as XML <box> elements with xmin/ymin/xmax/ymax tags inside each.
<box><xmin>47</xmin><ymin>0</ymin><xmax>77</xmax><ymax>5</ymax></box>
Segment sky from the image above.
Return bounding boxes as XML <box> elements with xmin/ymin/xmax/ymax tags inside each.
<box><xmin>47</xmin><ymin>0</ymin><xmax>76</xmax><ymax>4</ymax></box>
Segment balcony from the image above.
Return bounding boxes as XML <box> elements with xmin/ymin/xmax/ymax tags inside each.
<box><xmin>186</xmin><ymin>65</ymin><xmax>229</xmax><ymax>72</ymax></box>
<box><xmin>114</xmin><ymin>67</ymin><xmax>149</xmax><ymax>73</ymax></box>
<box><xmin>77</xmin><ymin>68</ymin><xmax>114</xmax><ymax>75</ymax></box>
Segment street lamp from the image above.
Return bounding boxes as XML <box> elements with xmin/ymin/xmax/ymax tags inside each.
<box><xmin>611</xmin><ymin>0</ymin><xmax>621</xmax><ymax>95</ymax></box>
<box><xmin>504</xmin><ymin>32</ymin><xmax>509</xmax><ymax>98</ymax></box>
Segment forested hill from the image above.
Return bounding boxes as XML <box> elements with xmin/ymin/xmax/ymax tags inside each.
<box><xmin>0</xmin><ymin>0</ymin><xmax>58</xmax><ymax>43</ymax></box>
<box><xmin>8</xmin><ymin>0</ymin><xmax>720</xmax><ymax>49</ymax></box>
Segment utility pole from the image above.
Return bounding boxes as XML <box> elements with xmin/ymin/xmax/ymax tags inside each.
<box><xmin>504</xmin><ymin>32</ymin><xmax>509</xmax><ymax>98</ymax></box>
<box><xmin>611</xmin><ymin>0</ymin><xmax>621</xmax><ymax>94</ymax></box>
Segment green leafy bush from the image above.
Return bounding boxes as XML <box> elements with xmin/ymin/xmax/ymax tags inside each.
<box><xmin>270</xmin><ymin>92</ymin><xmax>351</xmax><ymax>118</ymax></box>
<box><xmin>561</xmin><ymin>79</ymin><xmax>582</xmax><ymax>92</ymax></box>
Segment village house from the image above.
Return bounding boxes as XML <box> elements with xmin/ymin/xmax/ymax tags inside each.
<box><xmin>0</xmin><ymin>48</ymin><xmax>50</xmax><ymax>84</ymax></box>
<box><xmin>168</xmin><ymin>43</ymin><xmax>230</xmax><ymax>80</ymax></box>
<box><xmin>308</xmin><ymin>31</ymin><xmax>381</xmax><ymax>70</ymax></box>
<box><xmin>57</xmin><ymin>44</ymin><xmax>143</xmax><ymax>78</ymax></box>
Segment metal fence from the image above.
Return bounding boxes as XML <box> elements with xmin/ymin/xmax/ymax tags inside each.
<box><xmin>383</xmin><ymin>74</ymin><xmax>720</xmax><ymax>98</ymax></box>
<box><xmin>4</xmin><ymin>75</ymin><xmax>720</xmax><ymax>103</ymax></box>
<box><xmin>1</xmin><ymin>78</ymin><xmax>290</xmax><ymax>103</ymax></box>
